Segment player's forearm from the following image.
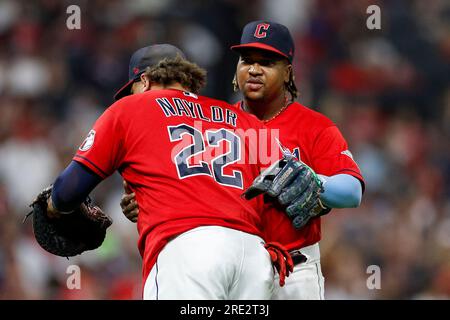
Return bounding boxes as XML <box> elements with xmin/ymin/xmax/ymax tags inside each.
<box><xmin>318</xmin><ymin>174</ymin><xmax>362</xmax><ymax>209</ymax></box>
<box><xmin>52</xmin><ymin>160</ymin><xmax>102</xmax><ymax>212</ymax></box>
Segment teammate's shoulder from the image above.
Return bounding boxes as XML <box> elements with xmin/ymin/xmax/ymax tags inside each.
<box><xmin>230</xmin><ymin>101</ymin><xmax>242</xmax><ymax>110</ymax></box>
<box><xmin>110</xmin><ymin>92</ymin><xmax>145</xmax><ymax>109</ymax></box>
<box><xmin>204</xmin><ymin>96</ymin><xmax>247</xmax><ymax>115</ymax></box>
<box><xmin>290</xmin><ymin>101</ymin><xmax>335</xmax><ymax>128</ymax></box>
<box><xmin>109</xmin><ymin>89</ymin><xmax>170</xmax><ymax>112</ymax></box>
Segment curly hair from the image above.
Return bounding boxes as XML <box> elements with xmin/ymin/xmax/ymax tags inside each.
<box><xmin>286</xmin><ymin>68</ymin><xmax>298</xmax><ymax>101</ymax></box>
<box><xmin>144</xmin><ymin>55</ymin><xmax>207</xmax><ymax>94</ymax></box>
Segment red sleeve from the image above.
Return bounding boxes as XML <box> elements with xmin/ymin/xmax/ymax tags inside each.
<box><xmin>73</xmin><ymin>108</ymin><xmax>126</xmax><ymax>178</ymax></box>
<box><xmin>311</xmin><ymin>126</ymin><xmax>365</xmax><ymax>189</ymax></box>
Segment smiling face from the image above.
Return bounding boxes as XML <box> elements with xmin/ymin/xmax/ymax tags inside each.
<box><xmin>236</xmin><ymin>49</ymin><xmax>291</xmax><ymax>103</ymax></box>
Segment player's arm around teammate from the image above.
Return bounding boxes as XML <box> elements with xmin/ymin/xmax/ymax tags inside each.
<box><xmin>107</xmin><ymin>45</ymin><xmax>297</xmax><ymax>299</ymax></box>
<box><xmin>121</xmin><ymin>22</ymin><xmax>364</xmax><ymax>300</ymax></box>
<box><xmin>42</xmin><ymin>45</ymin><xmax>286</xmax><ymax>300</ymax></box>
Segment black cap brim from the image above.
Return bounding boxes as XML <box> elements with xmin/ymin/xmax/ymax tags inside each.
<box><xmin>113</xmin><ymin>79</ymin><xmax>135</xmax><ymax>101</ymax></box>
<box><xmin>231</xmin><ymin>43</ymin><xmax>291</xmax><ymax>62</ymax></box>
<box><xmin>114</xmin><ymin>44</ymin><xmax>187</xmax><ymax>101</ymax></box>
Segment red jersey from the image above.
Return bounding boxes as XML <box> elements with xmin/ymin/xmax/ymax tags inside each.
<box><xmin>74</xmin><ymin>89</ymin><xmax>277</xmax><ymax>281</ymax></box>
<box><xmin>235</xmin><ymin>101</ymin><xmax>364</xmax><ymax>251</ymax></box>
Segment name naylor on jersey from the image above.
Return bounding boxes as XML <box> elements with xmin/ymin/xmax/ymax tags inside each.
<box><xmin>156</xmin><ymin>97</ymin><xmax>237</xmax><ymax>127</ymax></box>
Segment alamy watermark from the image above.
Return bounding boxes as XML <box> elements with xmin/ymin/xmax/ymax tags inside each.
<box><xmin>366</xmin><ymin>265</ymin><xmax>381</xmax><ymax>290</ymax></box>
<box><xmin>366</xmin><ymin>5</ymin><xmax>381</xmax><ymax>30</ymax></box>
<box><xmin>66</xmin><ymin>5</ymin><xmax>81</xmax><ymax>30</ymax></box>
<box><xmin>169</xmin><ymin>121</ymin><xmax>281</xmax><ymax>167</ymax></box>
<box><xmin>66</xmin><ymin>264</ymin><xmax>81</xmax><ymax>290</ymax></box>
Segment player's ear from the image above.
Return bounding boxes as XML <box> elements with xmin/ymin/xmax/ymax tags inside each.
<box><xmin>284</xmin><ymin>64</ymin><xmax>292</xmax><ymax>84</ymax></box>
<box><xmin>141</xmin><ymin>74</ymin><xmax>151</xmax><ymax>92</ymax></box>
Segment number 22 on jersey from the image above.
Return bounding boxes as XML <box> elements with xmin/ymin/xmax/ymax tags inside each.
<box><xmin>168</xmin><ymin>124</ymin><xmax>243</xmax><ymax>189</ymax></box>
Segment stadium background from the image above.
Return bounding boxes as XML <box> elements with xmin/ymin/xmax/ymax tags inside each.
<box><xmin>0</xmin><ymin>0</ymin><xmax>449</xmax><ymax>299</ymax></box>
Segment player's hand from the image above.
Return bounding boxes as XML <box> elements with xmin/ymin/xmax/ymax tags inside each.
<box><xmin>46</xmin><ymin>196</ymin><xmax>62</xmax><ymax>219</ymax></box>
<box><xmin>120</xmin><ymin>181</ymin><xmax>139</xmax><ymax>223</ymax></box>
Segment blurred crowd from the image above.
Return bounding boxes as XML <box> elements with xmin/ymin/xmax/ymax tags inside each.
<box><xmin>0</xmin><ymin>0</ymin><xmax>449</xmax><ymax>299</ymax></box>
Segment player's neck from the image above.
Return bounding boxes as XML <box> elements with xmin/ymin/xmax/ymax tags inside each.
<box><xmin>243</xmin><ymin>94</ymin><xmax>289</xmax><ymax>122</ymax></box>
<box><xmin>150</xmin><ymin>83</ymin><xmax>188</xmax><ymax>92</ymax></box>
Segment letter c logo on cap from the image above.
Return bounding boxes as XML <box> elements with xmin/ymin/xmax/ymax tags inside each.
<box><xmin>254</xmin><ymin>23</ymin><xmax>270</xmax><ymax>39</ymax></box>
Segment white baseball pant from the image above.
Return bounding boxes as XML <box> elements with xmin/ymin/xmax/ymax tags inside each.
<box><xmin>143</xmin><ymin>226</ymin><xmax>275</xmax><ymax>300</ymax></box>
<box><xmin>271</xmin><ymin>242</ymin><xmax>325</xmax><ymax>300</ymax></box>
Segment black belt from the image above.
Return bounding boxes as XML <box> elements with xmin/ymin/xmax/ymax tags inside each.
<box><xmin>290</xmin><ymin>250</ymin><xmax>307</xmax><ymax>265</ymax></box>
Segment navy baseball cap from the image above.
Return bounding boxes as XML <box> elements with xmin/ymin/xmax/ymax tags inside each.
<box><xmin>114</xmin><ymin>44</ymin><xmax>186</xmax><ymax>100</ymax></box>
<box><xmin>231</xmin><ymin>20</ymin><xmax>295</xmax><ymax>63</ymax></box>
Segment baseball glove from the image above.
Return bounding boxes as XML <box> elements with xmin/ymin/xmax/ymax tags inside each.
<box><xmin>243</xmin><ymin>155</ymin><xmax>331</xmax><ymax>229</ymax></box>
<box><xmin>25</xmin><ymin>186</ymin><xmax>113</xmax><ymax>257</ymax></box>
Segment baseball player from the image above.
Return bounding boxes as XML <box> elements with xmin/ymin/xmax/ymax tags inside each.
<box><xmin>120</xmin><ymin>22</ymin><xmax>365</xmax><ymax>300</ymax></box>
<box><xmin>43</xmin><ymin>44</ymin><xmax>290</xmax><ymax>299</ymax></box>
<box><xmin>230</xmin><ymin>20</ymin><xmax>365</xmax><ymax>299</ymax></box>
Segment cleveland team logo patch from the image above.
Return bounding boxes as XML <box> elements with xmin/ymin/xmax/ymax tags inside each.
<box><xmin>79</xmin><ymin>130</ymin><xmax>96</xmax><ymax>151</ymax></box>
<box><xmin>254</xmin><ymin>23</ymin><xmax>270</xmax><ymax>38</ymax></box>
